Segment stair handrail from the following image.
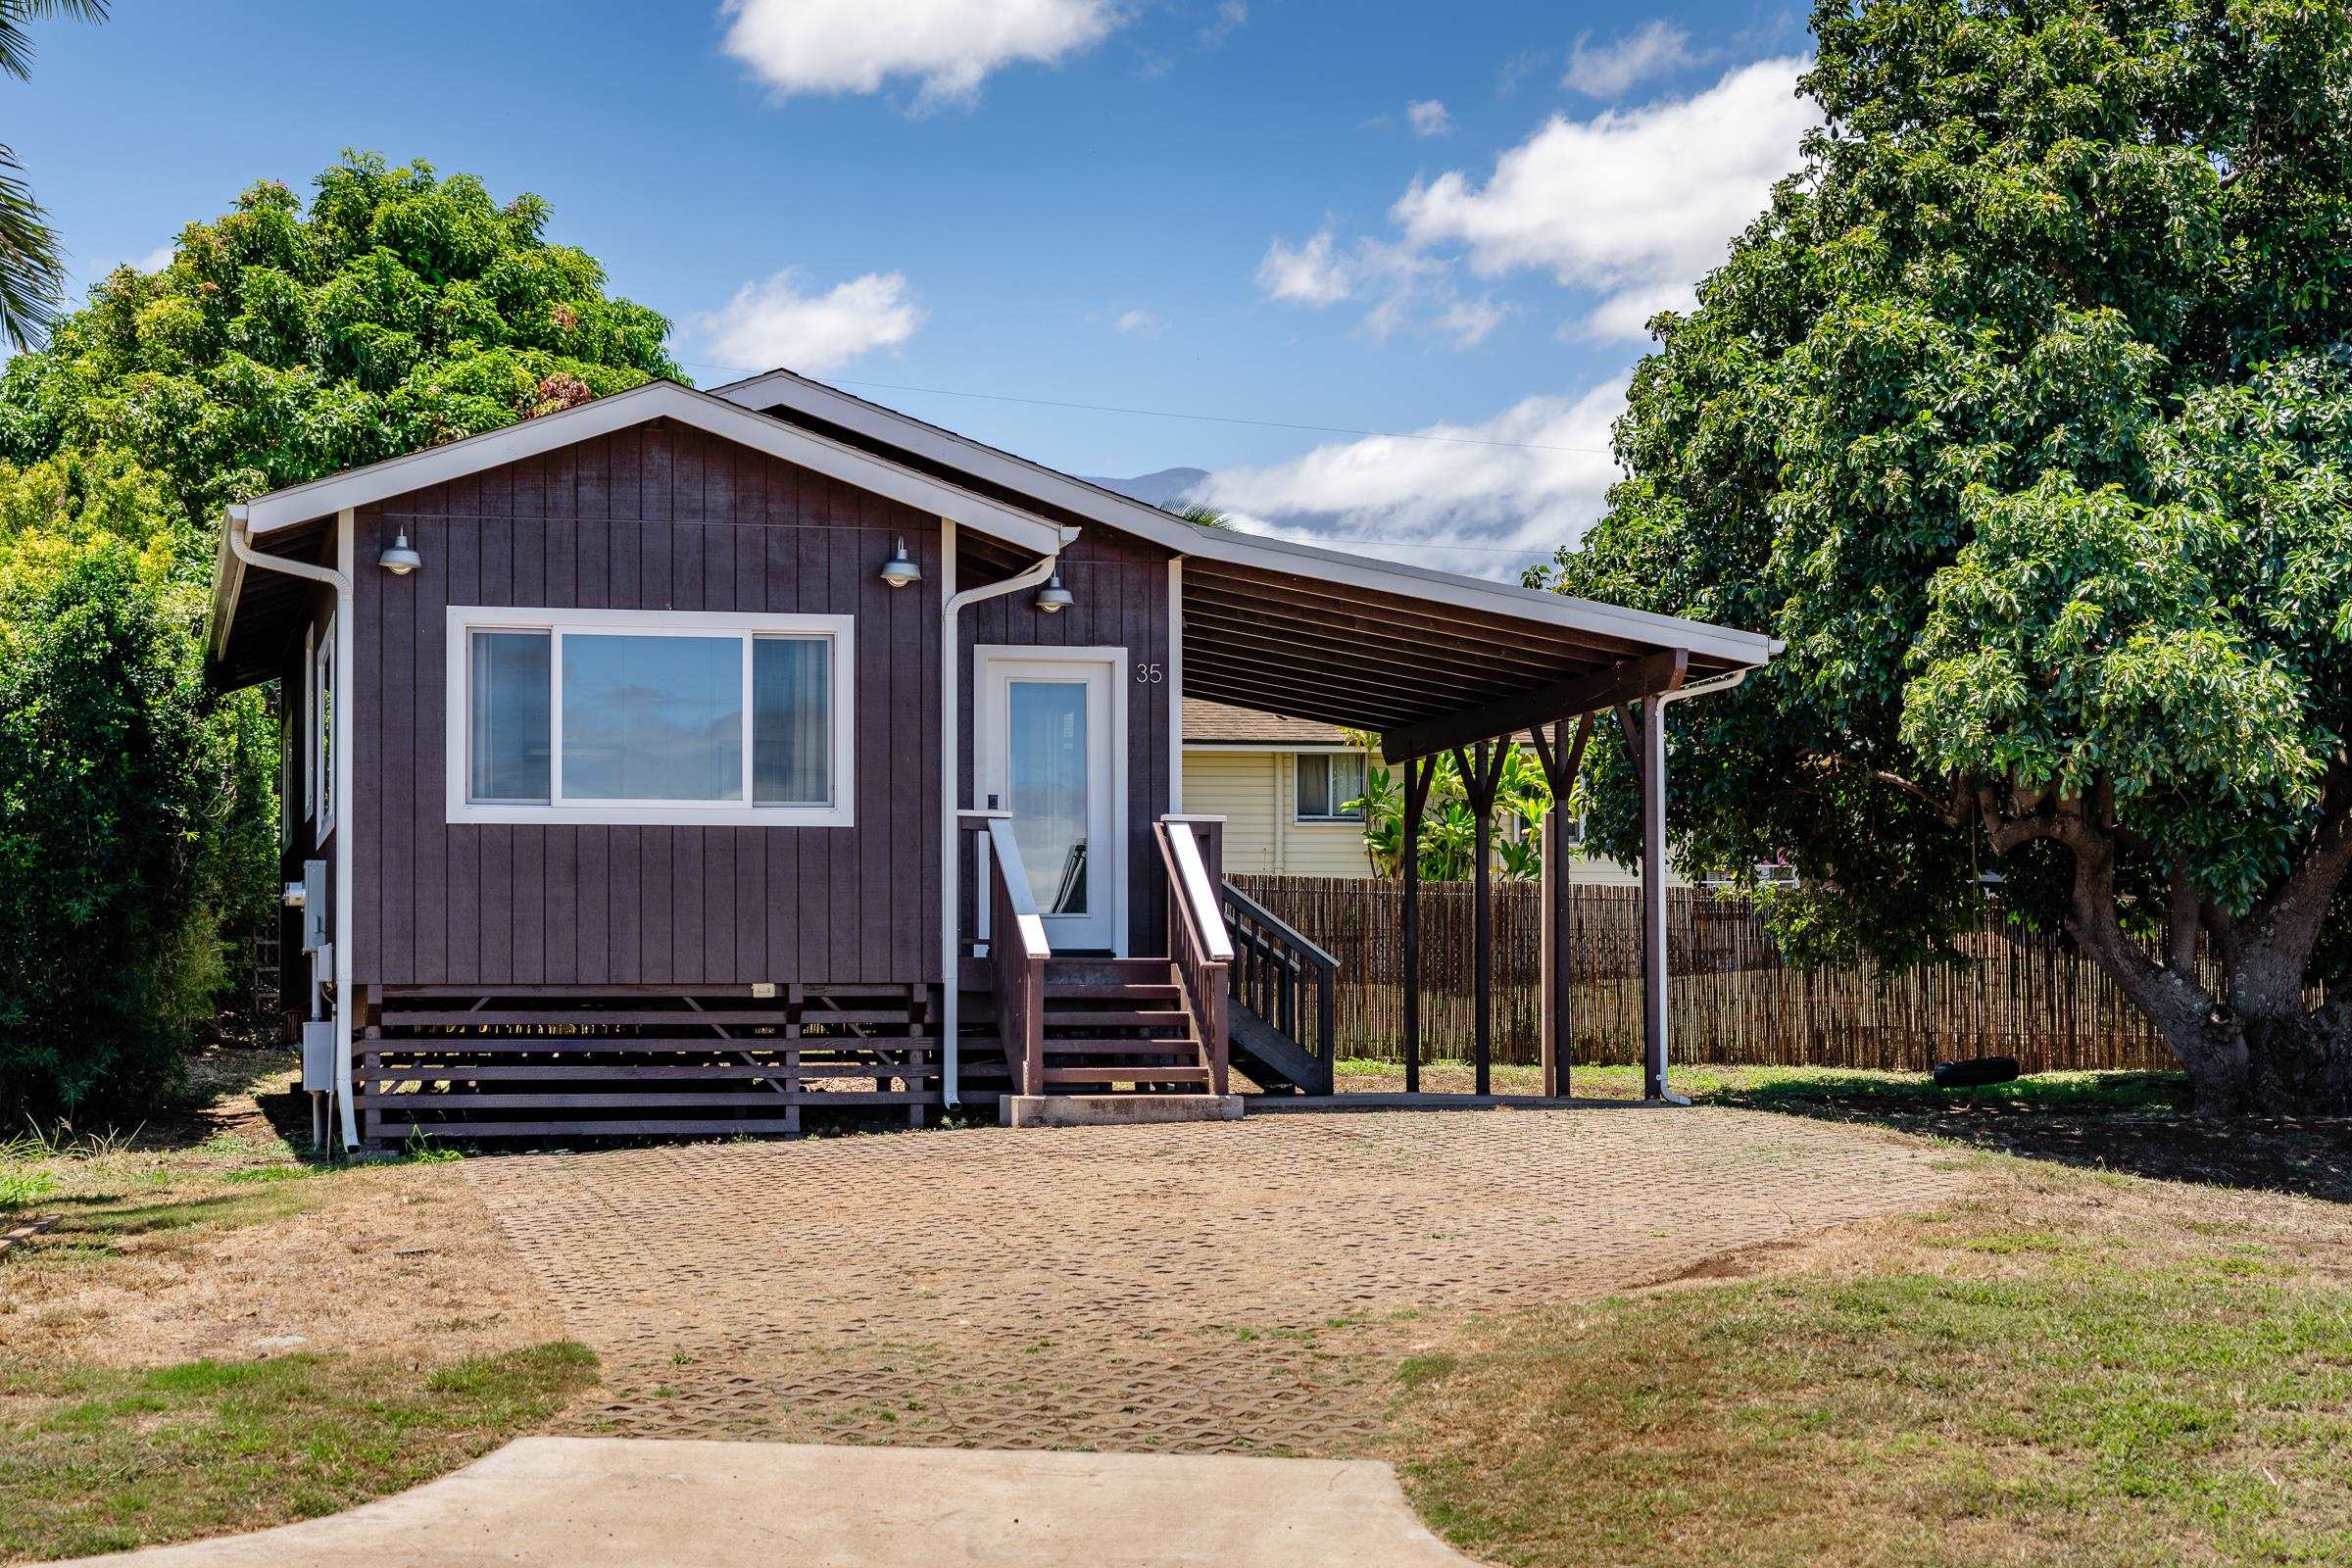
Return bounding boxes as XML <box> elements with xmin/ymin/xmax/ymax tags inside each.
<box><xmin>964</xmin><ymin>809</ymin><xmax>1050</xmax><ymax>1098</ymax></box>
<box><xmin>1216</xmin><ymin>879</ymin><xmax>1338</xmax><ymax>1077</ymax></box>
<box><xmin>1154</xmin><ymin>819</ymin><xmax>1232</xmax><ymax>1095</ymax></box>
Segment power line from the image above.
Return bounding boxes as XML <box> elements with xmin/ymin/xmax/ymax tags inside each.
<box><xmin>674</xmin><ymin>360</ymin><xmax>1616</xmax><ymax>457</ymax></box>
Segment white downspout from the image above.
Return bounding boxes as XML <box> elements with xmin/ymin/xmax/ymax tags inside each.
<box><xmin>226</xmin><ymin>504</ymin><xmax>359</xmax><ymax>1153</ymax></box>
<box><xmin>938</xmin><ymin>524</ymin><xmax>1066</xmax><ymax>1109</ymax></box>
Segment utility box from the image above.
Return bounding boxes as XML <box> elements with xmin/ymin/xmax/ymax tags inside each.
<box><xmin>299</xmin><ymin>858</ymin><xmax>328</xmax><ymax>954</ymax></box>
<box><xmin>301</xmin><ymin>1020</ymin><xmax>335</xmax><ymax>1092</ymax></box>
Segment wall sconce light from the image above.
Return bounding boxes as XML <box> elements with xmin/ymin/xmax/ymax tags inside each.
<box><xmin>1035</xmin><ymin>569</ymin><xmax>1074</xmax><ymax>614</ymax></box>
<box><xmin>878</xmin><ymin>536</ymin><xmax>921</xmax><ymax>588</ymax></box>
<box><xmin>377</xmin><ymin>530</ymin><xmax>422</xmax><ymax>575</ymax></box>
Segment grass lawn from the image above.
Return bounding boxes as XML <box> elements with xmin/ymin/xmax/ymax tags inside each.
<box><xmin>0</xmin><ymin>1045</ymin><xmax>593</xmax><ymax>1563</ymax></box>
<box><xmin>1375</xmin><ymin>1065</ymin><xmax>2352</xmax><ymax>1566</ymax></box>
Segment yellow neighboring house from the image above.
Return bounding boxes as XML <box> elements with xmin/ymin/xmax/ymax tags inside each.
<box><xmin>1179</xmin><ymin>699</ymin><xmax>1662</xmax><ymax>885</ymax></box>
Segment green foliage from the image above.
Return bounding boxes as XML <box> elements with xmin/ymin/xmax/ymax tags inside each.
<box><xmin>1349</xmin><ymin>744</ymin><xmax>1555</xmax><ymax>881</ymax></box>
<box><xmin>0</xmin><ymin>151</ymin><xmax>678</xmax><ymax>526</ymax></box>
<box><xmin>0</xmin><ymin>465</ymin><xmax>225</xmax><ymax>1116</ymax></box>
<box><xmin>1551</xmin><ymin>0</ymin><xmax>2352</xmax><ymax>985</ymax></box>
<box><xmin>0</xmin><ymin>154</ymin><xmax>670</xmax><ymax>1116</ymax></box>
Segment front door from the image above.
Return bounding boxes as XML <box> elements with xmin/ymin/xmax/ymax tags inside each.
<box><xmin>977</xmin><ymin>648</ymin><xmax>1124</xmax><ymax>954</ymax></box>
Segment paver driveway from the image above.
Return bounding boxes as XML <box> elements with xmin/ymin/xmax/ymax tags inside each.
<box><xmin>467</xmin><ymin>1106</ymin><xmax>1963</xmax><ymax>1454</ymax></box>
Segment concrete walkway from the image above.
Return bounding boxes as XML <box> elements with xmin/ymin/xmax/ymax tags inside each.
<box><xmin>60</xmin><ymin>1438</ymin><xmax>1478</xmax><ymax>1567</ymax></box>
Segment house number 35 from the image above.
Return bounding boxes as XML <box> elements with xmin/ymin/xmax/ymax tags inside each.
<box><xmin>1135</xmin><ymin>662</ymin><xmax>1164</xmax><ymax>684</ymax></box>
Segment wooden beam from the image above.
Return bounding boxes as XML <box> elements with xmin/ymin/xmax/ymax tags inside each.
<box><xmin>1400</xmin><ymin>755</ymin><xmax>1435</xmax><ymax>1096</ymax></box>
<box><xmin>1382</xmin><ymin>650</ymin><xmax>1690</xmax><ymax>763</ymax></box>
<box><xmin>1534</xmin><ymin>714</ymin><xmax>1592</xmax><ymax>1100</ymax></box>
<box><xmin>1452</xmin><ymin>740</ymin><xmax>1507</xmax><ymax>1098</ymax></box>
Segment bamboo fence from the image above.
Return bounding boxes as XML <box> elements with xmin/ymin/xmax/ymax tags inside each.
<box><xmin>1230</xmin><ymin>874</ymin><xmax>2180</xmax><ymax>1074</ymax></box>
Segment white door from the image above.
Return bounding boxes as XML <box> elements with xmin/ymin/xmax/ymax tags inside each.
<box><xmin>977</xmin><ymin>649</ymin><xmax>1124</xmax><ymax>954</ymax></box>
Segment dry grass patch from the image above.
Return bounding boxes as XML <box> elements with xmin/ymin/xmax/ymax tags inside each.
<box><xmin>0</xmin><ymin>1045</ymin><xmax>593</xmax><ymax>1562</ymax></box>
<box><xmin>1391</xmin><ymin>1157</ymin><xmax>2352</xmax><ymax>1567</ymax></box>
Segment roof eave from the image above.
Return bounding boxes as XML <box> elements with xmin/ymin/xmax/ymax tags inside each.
<box><xmin>238</xmin><ymin>378</ymin><xmax>1078</xmax><ymax>560</ymax></box>
<box><xmin>717</xmin><ymin>366</ymin><xmax>1778</xmax><ymax>669</ymax></box>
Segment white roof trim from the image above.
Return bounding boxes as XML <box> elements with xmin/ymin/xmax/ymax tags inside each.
<box><xmin>716</xmin><ymin>368</ymin><xmax>1782</xmax><ymax>667</ymax></box>
<box><xmin>236</xmin><ymin>378</ymin><xmax>1077</xmax><ymax>559</ymax></box>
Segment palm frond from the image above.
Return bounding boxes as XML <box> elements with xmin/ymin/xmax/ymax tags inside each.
<box><xmin>0</xmin><ymin>0</ymin><xmax>107</xmax><ymax>81</ymax></box>
<box><xmin>1167</xmin><ymin>502</ymin><xmax>1232</xmax><ymax>529</ymax></box>
<box><xmin>0</xmin><ymin>141</ymin><xmax>64</xmax><ymax>351</ymax></box>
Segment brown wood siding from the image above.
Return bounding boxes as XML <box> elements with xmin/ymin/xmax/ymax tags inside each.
<box><xmin>956</xmin><ymin>526</ymin><xmax>1176</xmax><ymax>956</ymax></box>
<box><xmin>351</xmin><ymin>418</ymin><xmax>941</xmax><ymax>989</ymax></box>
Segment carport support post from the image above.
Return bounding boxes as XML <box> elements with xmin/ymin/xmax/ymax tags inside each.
<box><xmin>1400</xmin><ymin>756</ymin><xmax>1434</xmax><ymax>1094</ymax></box>
<box><xmin>1534</xmin><ymin>714</ymin><xmax>1591</xmax><ymax>1101</ymax></box>
<box><xmin>1453</xmin><ymin>741</ymin><xmax>1505</xmax><ymax>1098</ymax></box>
<box><xmin>1639</xmin><ymin>693</ymin><xmax>1674</xmax><ymax>1102</ymax></box>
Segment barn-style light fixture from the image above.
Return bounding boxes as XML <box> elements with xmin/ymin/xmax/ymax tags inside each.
<box><xmin>878</xmin><ymin>536</ymin><xmax>921</xmax><ymax>589</ymax></box>
<box><xmin>377</xmin><ymin>530</ymin><xmax>422</xmax><ymax>575</ymax></box>
<box><xmin>1034</xmin><ymin>570</ymin><xmax>1074</xmax><ymax>614</ymax></box>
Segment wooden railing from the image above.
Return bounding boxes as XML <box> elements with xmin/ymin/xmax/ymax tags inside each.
<box><xmin>964</xmin><ymin>810</ymin><xmax>1049</xmax><ymax>1097</ymax></box>
<box><xmin>1154</xmin><ymin>818</ymin><xmax>1233</xmax><ymax>1096</ymax></box>
<box><xmin>1219</xmin><ymin>878</ymin><xmax>1338</xmax><ymax>1080</ymax></box>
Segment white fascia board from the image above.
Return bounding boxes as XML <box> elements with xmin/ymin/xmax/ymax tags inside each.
<box><xmin>716</xmin><ymin>368</ymin><xmax>1782</xmax><ymax>669</ymax></box>
<box><xmin>239</xmin><ymin>378</ymin><xmax>1075</xmax><ymax>559</ymax></box>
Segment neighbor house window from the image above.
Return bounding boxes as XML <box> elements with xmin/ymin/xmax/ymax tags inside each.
<box><xmin>446</xmin><ymin>607</ymin><xmax>854</xmax><ymax>826</ymax></box>
<box><xmin>1295</xmin><ymin>751</ymin><xmax>1366</xmax><ymax>822</ymax></box>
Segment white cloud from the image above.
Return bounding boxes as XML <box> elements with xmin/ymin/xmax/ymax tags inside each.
<box><xmin>1405</xmin><ymin>98</ymin><xmax>1453</xmax><ymax>137</ymax></box>
<box><xmin>720</xmin><ymin>0</ymin><xmax>1121</xmax><ymax>109</ymax></box>
<box><xmin>1114</xmin><ymin>308</ymin><xmax>1167</xmax><ymax>335</ymax></box>
<box><xmin>691</xmin><ymin>269</ymin><xmax>926</xmax><ymax>374</ymax></box>
<box><xmin>1192</xmin><ymin>379</ymin><xmax>1630</xmax><ymax>577</ymax></box>
<box><xmin>1200</xmin><ymin>1</ymin><xmax>1247</xmax><ymax>46</ymax></box>
<box><xmin>1258</xmin><ymin>230</ymin><xmax>1502</xmax><ymax>350</ymax></box>
<box><xmin>1564</xmin><ymin>20</ymin><xmax>1697</xmax><ymax>98</ymax></box>
<box><xmin>1394</xmin><ymin>56</ymin><xmax>1814</xmax><ymax>340</ymax></box>
<box><xmin>1255</xmin><ymin>227</ymin><xmax>1353</xmax><ymax>307</ymax></box>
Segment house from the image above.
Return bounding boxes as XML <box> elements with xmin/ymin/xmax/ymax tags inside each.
<box><xmin>206</xmin><ymin>369</ymin><xmax>1776</xmax><ymax>1148</ymax></box>
<box><xmin>1179</xmin><ymin>698</ymin><xmax>1687</xmax><ymax>886</ymax></box>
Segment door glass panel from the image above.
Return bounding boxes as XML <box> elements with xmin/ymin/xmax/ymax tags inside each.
<box><xmin>563</xmin><ymin>634</ymin><xmax>743</xmax><ymax>801</ymax></box>
<box><xmin>1008</xmin><ymin>680</ymin><xmax>1089</xmax><ymax>914</ymax></box>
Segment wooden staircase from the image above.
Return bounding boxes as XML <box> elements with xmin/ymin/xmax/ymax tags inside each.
<box><xmin>957</xmin><ymin>813</ymin><xmax>1336</xmax><ymax>1108</ymax></box>
<box><xmin>963</xmin><ymin>956</ymin><xmax>1218</xmax><ymax>1094</ymax></box>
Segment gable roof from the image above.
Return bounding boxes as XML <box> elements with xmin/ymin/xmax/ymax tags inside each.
<box><xmin>1183</xmin><ymin>699</ymin><xmax>1353</xmax><ymax>747</ymax></box>
<box><xmin>716</xmin><ymin>366</ymin><xmax>1780</xmax><ymax>670</ymax></box>
<box><xmin>233</xmin><ymin>376</ymin><xmax>1075</xmax><ymax>557</ymax></box>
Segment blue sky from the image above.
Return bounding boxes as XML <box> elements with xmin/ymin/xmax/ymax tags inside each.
<box><xmin>13</xmin><ymin>1</ymin><xmax>1816</xmax><ymax>576</ymax></box>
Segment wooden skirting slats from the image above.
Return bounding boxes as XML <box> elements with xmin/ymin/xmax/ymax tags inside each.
<box><xmin>357</xmin><ymin>982</ymin><xmax>936</xmax><ymax>1146</ymax></box>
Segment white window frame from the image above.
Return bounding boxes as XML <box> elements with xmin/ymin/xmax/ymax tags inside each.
<box><xmin>444</xmin><ymin>605</ymin><xmax>857</xmax><ymax>827</ymax></box>
<box><xmin>1293</xmin><ymin>748</ymin><xmax>1367</xmax><ymax>824</ymax></box>
<box><xmin>312</xmin><ymin>613</ymin><xmax>336</xmax><ymax>836</ymax></box>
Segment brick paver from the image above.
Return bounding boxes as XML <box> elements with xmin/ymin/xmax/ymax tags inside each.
<box><xmin>466</xmin><ymin>1107</ymin><xmax>1963</xmax><ymax>1454</ymax></box>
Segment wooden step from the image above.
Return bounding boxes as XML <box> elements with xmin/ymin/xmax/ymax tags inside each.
<box><xmin>1042</xmin><ymin>1009</ymin><xmax>1191</xmax><ymax>1030</ymax></box>
<box><xmin>1042</xmin><ymin>1065</ymin><xmax>1212</xmax><ymax>1085</ymax></box>
<box><xmin>1043</xmin><ymin>982</ymin><xmax>1181</xmax><ymax>1001</ymax></box>
<box><xmin>1040</xmin><ymin>1038</ymin><xmax>1204</xmax><ymax>1055</ymax></box>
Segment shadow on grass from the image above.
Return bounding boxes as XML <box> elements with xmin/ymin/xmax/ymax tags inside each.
<box><xmin>1710</xmin><ymin>1070</ymin><xmax>2352</xmax><ymax>1203</ymax></box>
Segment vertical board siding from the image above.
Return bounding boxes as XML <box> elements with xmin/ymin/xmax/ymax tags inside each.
<box><xmin>956</xmin><ymin>529</ymin><xmax>1176</xmax><ymax>956</ymax></box>
<box><xmin>351</xmin><ymin>419</ymin><xmax>941</xmax><ymax>989</ymax></box>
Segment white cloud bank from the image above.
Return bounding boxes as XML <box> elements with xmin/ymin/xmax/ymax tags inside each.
<box><xmin>1191</xmin><ymin>378</ymin><xmax>1630</xmax><ymax>577</ymax></box>
<box><xmin>720</xmin><ymin>0</ymin><xmax>1121</xmax><ymax>108</ymax></box>
<box><xmin>690</xmin><ymin>269</ymin><xmax>926</xmax><ymax>374</ymax></box>
<box><xmin>1395</xmin><ymin>55</ymin><xmax>1814</xmax><ymax>340</ymax></box>
<box><xmin>1564</xmin><ymin>21</ymin><xmax>1696</xmax><ymax>98</ymax></box>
